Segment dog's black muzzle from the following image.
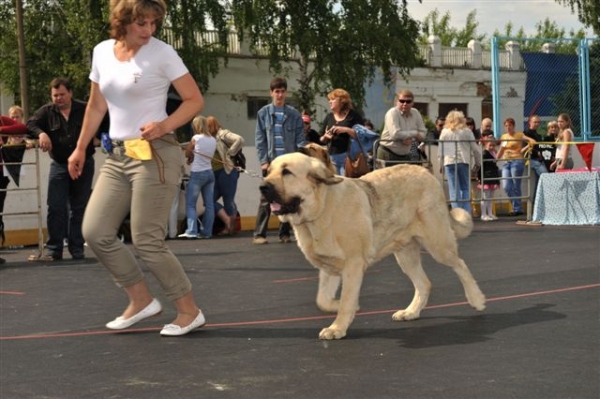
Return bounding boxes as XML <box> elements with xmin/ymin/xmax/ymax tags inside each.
<box><xmin>259</xmin><ymin>183</ymin><xmax>301</xmax><ymax>215</ymax></box>
<box><xmin>259</xmin><ymin>182</ymin><xmax>277</xmax><ymax>201</ymax></box>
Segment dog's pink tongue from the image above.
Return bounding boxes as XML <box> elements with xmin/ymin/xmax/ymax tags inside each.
<box><xmin>270</xmin><ymin>202</ymin><xmax>282</xmax><ymax>212</ymax></box>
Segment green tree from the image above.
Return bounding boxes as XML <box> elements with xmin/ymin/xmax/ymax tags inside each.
<box><xmin>164</xmin><ymin>0</ymin><xmax>230</xmax><ymax>94</ymax></box>
<box><xmin>492</xmin><ymin>18</ymin><xmax>586</xmax><ymax>53</ymax></box>
<box><xmin>418</xmin><ymin>9</ymin><xmax>486</xmax><ymax>47</ymax></box>
<box><xmin>230</xmin><ymin>0</ymin><xmax>422</xmax><ymax>114</ymax></box>
<box><xmin>0</xmin><ymin>0</ymin><xmax>229</xmax><ymax>113</ymax></box>
<box><xmin>555</xmin><ymin>0</ymin><xmax>600</xmax><ymax>34</ymax></box>
<box><xmin>0</xmin><ymin>0</ymin><xmax>109</xmax><ymax>110</ymax></box>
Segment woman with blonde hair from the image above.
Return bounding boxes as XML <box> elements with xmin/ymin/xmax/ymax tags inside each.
<box><xmin>319</xmin><ymin>88</ymin><xmax>364</xmax><ymax>175</ymax></box>
<box><xmin>438</xmin><ymin>110</ymin><xmax>481</xmax><ymax>213</ymax></box>
<box><xmin>552</xmin><ymin>113</ymin><xmax>574</xmax><ymax>171</ymax></box>
<box><xmin>181</xmin><ymin>115</ymin><xmax>217</xmax><ymax>239</ymax></box>
<box><xmin>68</xmin><ymin>0</ymin><xmax>206</xmax><ymax>336</ymax></box>
<box><xmin>208</xmin><ymin>116</ymin><xmax>244</xmax><ymax>235</ymax></box>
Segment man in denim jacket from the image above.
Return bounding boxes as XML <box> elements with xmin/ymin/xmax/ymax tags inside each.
<box><xmin>252</xmin><ymin>77</ymin><xmax>305</xmax><ymax>244</ymax></box>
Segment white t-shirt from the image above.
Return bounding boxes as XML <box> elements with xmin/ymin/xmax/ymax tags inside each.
<box><xmin>89</xmin><ymin>37</ymin><xmax>188</xmax><ymax>140</ymax></box>
<box><xmin>190</xmin><ymin>134</ymin><xmax>216</xmax><ymax>172</ymax></box>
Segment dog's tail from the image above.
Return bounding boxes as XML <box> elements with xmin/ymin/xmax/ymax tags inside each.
<box><xmin>449</xmin><ymin>208</ymin><xmax>473</xmax><ymax>239</ymax></box>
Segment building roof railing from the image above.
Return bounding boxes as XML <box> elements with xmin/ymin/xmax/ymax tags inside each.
<box><xmin>161</xmin><ymin>29</ymin><xmax>525</xmax><ymax>71</ymax></box>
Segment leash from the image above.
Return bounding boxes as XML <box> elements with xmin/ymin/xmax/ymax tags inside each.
<box><xmin>190</xmin><ymin>149</ymin><xmax>264</xmax><ymax>180</ymax></box>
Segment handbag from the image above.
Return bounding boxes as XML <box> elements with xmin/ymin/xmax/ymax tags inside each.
<box><xmin>345</xmin><ymin>138</ymin><xmax>370</xmax><ymax>178</ymax></box>
<box><xmin>232</xmin><ymin>150</ymin><xmax>246</xmax><ymax>170</ymax></box>
<box><xmin>218</xmin><ymin>129</ymin><xmax>246</xmax><ymax>170</ymax></box>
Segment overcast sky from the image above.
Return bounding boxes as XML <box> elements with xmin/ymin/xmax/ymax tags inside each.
<box><xmin>406</xmin><ymin>0</ymin><xmax>593</xmax><ymax>39</ymax></box>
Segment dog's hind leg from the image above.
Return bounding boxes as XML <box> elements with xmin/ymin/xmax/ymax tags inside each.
<box><xmin>316</xmin><ymin>269</ymin><xmax>341</xmax><ymax>312</ymax></box>
<box><xmin>319</xmin><ymin>266</ymin><xmax>364</xmax><ymax>340</ymax></box>
<box><xmin>392</xmin><ymin>239</ymin><xmax>432</xmax><ymax>321</ymax></box>
<box><xmin>421</xmin><ymin>237</ymin><xmax>486</xmax><ymax>312</ymax></box>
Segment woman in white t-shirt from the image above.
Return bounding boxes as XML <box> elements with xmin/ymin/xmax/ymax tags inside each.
<box><xmin>552</xmin><ymin>113</ymin><xmax>575</xmax><ymax>171</ymax></box>
<box><xmin>180</xmin><ymin>116</ymin><xmax>217</xmax><ymax>239</ymax></box>
<box><xmin>68</xmin><ymin>0</ymin><xmax>206</xmax><ymax>337</ymax></box>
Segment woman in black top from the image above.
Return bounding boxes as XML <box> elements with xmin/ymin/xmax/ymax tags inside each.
<box><xmin>320</xmin><ymin>88</ymin><xmax>364</xmax><ymax>175</ymax></box>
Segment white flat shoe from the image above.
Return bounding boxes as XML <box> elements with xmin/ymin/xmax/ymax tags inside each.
<box><xmin>160</xmin><ymin>311</ymin><xmax>206</xmax><ymax>337</ymax></box>
<box><xmin>106</xmin><ymin>298</ymin><xmax>162</xmax><ymax>330</ymax></box>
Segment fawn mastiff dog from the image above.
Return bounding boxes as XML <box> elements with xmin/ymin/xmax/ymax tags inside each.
<box><xmin>259</xmin><ymin>152</ymin><xmax>486</xmax><ymax>340</ymax></box>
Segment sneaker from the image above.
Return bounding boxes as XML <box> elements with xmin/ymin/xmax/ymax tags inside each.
<box><xmin>490</xmin><ymin>215</ymin><xmax>499</xmax><ymax>221</ymax></box>
<box><xmin>253</xmin><ymin>236</ymin><xmax>268</xmax><ymax>245</ymax></box>
<box><xmin>178</xmin><ymin>232</ymin><xmax>199</xmax><ymax>239</ymax></box>
<box><xmin>481</xmin><ymin>216</ymin><xmax>492</xmax><ymax>222</ymax></box>
<box><xmin>279</xmin><ymin>235</ymin><xmax>293</xmax><ymax>243</ymax></box>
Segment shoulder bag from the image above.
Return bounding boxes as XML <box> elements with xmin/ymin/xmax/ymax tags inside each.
<box><xmin>345</xmin><ymin>138</ymin><xmax>370</xmax><ymax>178</ymax></box>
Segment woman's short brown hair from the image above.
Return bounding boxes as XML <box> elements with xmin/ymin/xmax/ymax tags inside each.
<box><xmin>327</xmin><ymin>88</ymin><xmax>354</xmax><ymax>113</ymax></box>
<box><xmin>503</xmin><ymin>117</ymin><xmax>515</xmax><ymax>127</ymax></box>
<box><xmin>109</xmin><ymin>0</ymin><xmax>167</xmax><ymax>40</ymax></box>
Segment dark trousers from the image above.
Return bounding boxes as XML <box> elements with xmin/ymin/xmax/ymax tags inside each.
<box><xmin>0</xmin><ymin>175</ymin><xmax>9</xmax><ymax>245</ymax></box>
<box><xmin>253</xmin><ymin>194</ymin><xmax>290</xmax><ymax>239</ymax></box>
<box><xmin>376</xmin><ymin>145</ymin><xmax>412</xmax><ymax>166</ymax></box>
<box><xmin>46</xmin><ymin>158</ymin><xmax>94</xmax><ymax>257</ymax></box>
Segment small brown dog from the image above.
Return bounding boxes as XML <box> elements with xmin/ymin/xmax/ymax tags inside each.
<box><xmin>298</xmin><ymin>143</ymin><xmax>336</xmax><ymax>174</ymax></box>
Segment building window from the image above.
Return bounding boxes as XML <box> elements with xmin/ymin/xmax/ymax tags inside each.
<box><xmin>413</xmin><ymin>102</ymin><xmax>429</xmax><ymax>117</ymax></box>
<box><xmin>438</xmin><ymin>103</ymin><xmax>468</xmax><ymax>118</ymax></box>
<box><xmin>247</xmin><ymin>97</ymin><xmax>270</xmax><ymax>119</ymax></box>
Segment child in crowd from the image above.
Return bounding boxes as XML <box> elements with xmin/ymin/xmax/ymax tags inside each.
<box><xmin>478</xmin><ymin>134</ymin><xmax>500</xmax><ymax>221</ymax></box>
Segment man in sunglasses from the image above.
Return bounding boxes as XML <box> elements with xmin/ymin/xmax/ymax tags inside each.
<box><xmin>377</xmin><ymin>89</ymin><xmax>426</xmax><ymax>166</ymax></box>
<box><xmin>425</xmin><ymin>116</ymin><xmax>445</xmax><ymax>145</ymax></box>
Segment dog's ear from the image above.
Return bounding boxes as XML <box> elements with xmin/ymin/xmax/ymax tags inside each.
<box><xmin>297</xmin><ymin>146</ymin><xmax>310</xmax><ymax>156</ymax></box>
<box><xmin>308</xmin><ymin>158</ymin><xmax>343</xmax><ymax>185</ymax></box>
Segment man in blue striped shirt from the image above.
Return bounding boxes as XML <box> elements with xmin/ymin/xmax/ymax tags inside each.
<box><xmin>253</xmin><ymin>77</ymin><xmax>305</xmax><ymax>244</ymax></box>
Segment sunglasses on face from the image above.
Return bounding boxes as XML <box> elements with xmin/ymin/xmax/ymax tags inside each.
<box><xmin>398</xmin><ymin>99</ymin><xmax>412</xmax><ymax>104</ymax></box>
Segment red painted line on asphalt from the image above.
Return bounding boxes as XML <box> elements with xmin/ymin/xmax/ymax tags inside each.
<box><xmin>1</xmin><ymin>282</ymin><xmax>598</xmax><ymax>341</ymax></box>
<box><xmin>0</xmin><ymin>291</ymin><xmax>25</xmax><ymax>296</ymax></box>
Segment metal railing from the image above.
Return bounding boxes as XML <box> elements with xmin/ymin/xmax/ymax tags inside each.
<box><xmin>159</xmin><ymin>28</ymin><xmax>517</xmax><ymax>70</ymax></box>
<box><xmin>0</xmin><ymin>139</ymin><xmax>45</xmax><ymax>259</ymax></box>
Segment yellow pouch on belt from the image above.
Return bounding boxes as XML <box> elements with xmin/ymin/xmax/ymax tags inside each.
<box><xmin>125</xmin><ymin>138</ymin><xmax>152</xmax><ymax>160</ymax></box>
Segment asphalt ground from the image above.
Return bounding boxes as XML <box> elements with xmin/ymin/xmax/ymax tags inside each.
<box><xmin>1</xmin><ymin>218</ymin><xmax>599</xmax><ymax>399</ymax></box>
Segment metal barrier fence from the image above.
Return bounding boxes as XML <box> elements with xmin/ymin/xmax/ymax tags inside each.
<box><xmin>0</xmin><ymin>138</ymin><xmax>45</xmax><ymax>259</ymax></box>
<box><xmin>372</xmin><ymin>139</ymin><xmax>535</xmax><ymax>220</ymax></box>
<box><xmin>437</xmin><ymin>139</ymin><xmax>534</xmax><ymax>219</ymax></box>
<box><xmin>491</xmin><ymin>36</ymin><xmax>599</xmax><ymax>141</ymax></box>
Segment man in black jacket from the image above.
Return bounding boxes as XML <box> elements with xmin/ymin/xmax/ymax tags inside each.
<box><xmin>523</xmin><ymin>115</ymin><xmax>548</xmax><ymax>203</ymax></box>
<box><xmin>27</xmin><ymin>78</ymin><xmax>101</xmax><ymax>261</ymax></box>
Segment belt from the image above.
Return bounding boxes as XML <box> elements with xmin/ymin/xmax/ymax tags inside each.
<box><xmin>109</xmin><ymin>140</ymin><xmax>126</xmax><ymax>156</ymax></box>
<box><xmin>379</xmin><ymin>145</ymin><xmax>410</xmax><ymax>158</ymax></box>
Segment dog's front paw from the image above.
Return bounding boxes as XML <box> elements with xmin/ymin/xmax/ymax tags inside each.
<box><xmin>392</xmin><ymin>309</ymin><xmax>420</xmax><ymax>321</ymax></box>
<box><xmin>318</xmin><ymin>326</ymin><xmax>346</xmax><ymax>340</ymax></box>
<box><xmin>468</xmin><ymin>291</ymin><xmax>486</xmax><ymax>311</ymax></box>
